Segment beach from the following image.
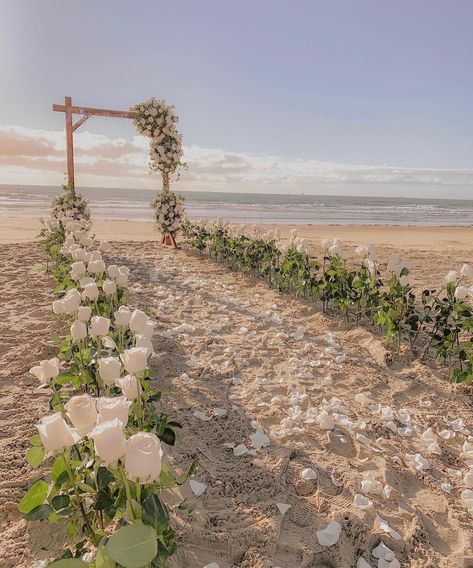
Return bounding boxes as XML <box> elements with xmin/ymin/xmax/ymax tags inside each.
<box><xmin>1</xmin><ymin>216</ymin><xmax>472</xmax><ymax>291</ymax></box>
<box><xmin>1</xmin><ymin>216</ymin><xmax>473</xmax><ymax>567</ymax></box>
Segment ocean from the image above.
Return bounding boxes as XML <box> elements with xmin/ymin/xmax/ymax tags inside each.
<box><xmin>1</xmin><ymin>184</ymin><xmax>473</xmax><ymax>226</ymax></box>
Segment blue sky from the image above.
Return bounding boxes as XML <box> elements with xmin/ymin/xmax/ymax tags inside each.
<box><xmin>1</xmin><ymin>0</ymin><xmax>472</xmax><ymax>197</ymax></box>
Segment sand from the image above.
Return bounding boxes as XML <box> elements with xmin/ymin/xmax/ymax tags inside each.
<box><xmin>1</xmin><ymin>222</ymin><xmax>473</xmax><ymax>567</ymax></box>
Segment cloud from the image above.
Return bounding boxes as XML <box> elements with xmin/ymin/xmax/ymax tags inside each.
<box><xmin>1</xmin><ymin>124</ymin><xmax>473</xmax><ymax>193</ymax></box>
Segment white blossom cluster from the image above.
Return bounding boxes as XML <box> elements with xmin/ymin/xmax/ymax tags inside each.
<box><xmin>132</xmin><ymin>98</ymin><xmax>184</xmax><ymax>176</ymax></box>
<box><xmin>206</xmin><ymin>219</ymin><xmax>280</xmax><ymax>245</ymax></box>
<box><xmin>277</xmin><ymin>229</ymin><xmax>309</xmax><ymax>254</ymax></box>
<box><xmin>444</xmin><ymin>264</ymin><xmax>473</xmax><ymax>301</ymax></box>
<box><xmin>40</xmin><ymin>184</ymin><xmax>91</xmax><ymax>238</ymax></box>
<box><xmin>150</xmin><ymin>190</ymin><xmax>186</xmax><ymax>237</ymax></box>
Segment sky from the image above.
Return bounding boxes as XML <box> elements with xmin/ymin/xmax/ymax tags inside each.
<box><xmin>0</xmin><ymin>0</ymin><xmax>472</xmax><ymax>198</ymax></box>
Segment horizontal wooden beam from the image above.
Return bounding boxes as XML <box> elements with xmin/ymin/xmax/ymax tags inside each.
<box><xmin>53</xmin><ymin>103</ymin><xmax>136</xmax><ymax>119</ymax></box>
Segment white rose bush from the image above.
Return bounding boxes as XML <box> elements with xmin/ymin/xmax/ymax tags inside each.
<box><xmin>182</xmin><ymin>220</ymin><xmax>473</xmax><ymax>383</ymax></box>
<box><xmin>22</xmin><ymin>204</ymin><xmax>197</xmax><ymax>567</ymax></box>
<box><xmin>40</xmin><ymin>181</ymin><xmax>91</xmax><ymax>265</ymax></box>
<box><xmin>132</xmin><ymin>98</ymin><xmax>187</xmax><ymax>246</ymax></box>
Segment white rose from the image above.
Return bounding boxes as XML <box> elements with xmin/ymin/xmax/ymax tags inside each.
<box><xmin>98</xmin><ymin>356</ymin><xmax>121</xmax><ymax>385</ymax></box>
<box><xmin>88</xmin><ymin>260</ymin><xmax>106</xmax><ymax>274</ymax></box>
<box><xmin>461</xmin><ymin>264</ymin><xmax>473</xmax><ymax>279</ymax></box>
<box><xmin>37</xmin><ymin>413</ymin><xmax>80</xmax><ymax>451</ymax></box>
<box><xmin>29</xmin><ymin>357</ymin><xmax>60</xmax><ymax>385</ymax></box>
<box><xmin>89</xmin><ymin>316</ymin><xmax>110</xmax><ymax>338</ymax></box>
<box><xmin>114</xmin><ymin>306</ymin><xmax>132</xmax><ymax>327</ymax></box>
<box><xmin>444</xmin><ymin>270</ymin><xmax>458</xmax><ymax>284</ymax></box>
<box><xmin>71</xmin><ymin>261</ymin><xmax>86</xmax><ymax>280</ymax></box>
<box><xmin>102</xmin><ymin>279</ymin><xmax>117</xmax><ymax>297</ymax></box>
<box><xmin>79</xmin><ymin>276</ymin><xmax>95</xmax><ymax>288</ymax></box>
<box><xmin>455</xmin><ymin>286</ymin><xmax>468</xmax><ymax>301</ymax></box>
<box><xmin>99</xmin><ymin>240</ymin><xmax>111</xmax><ymax>252</ymax></box>
<box><xmin>64</xmin><ymin>394</ymin><xmax>98</xmax><ymax>436</ymax></box>
<box><xmin>62</xmin><ymin>289</ymin><xmax>82</xmax><ymax>313</ymax></box>
<box><xmin>135</xmin><ymin>335</ymin><xmax>154</xmax><ymax>356</ymax></box>
<box><xmin>88</xmin><ymin>418</ymin><xmax>126</xmax><ymax>465</ymax></box>
<box><xmin>141</xmin><ymin>320</ymin><xmax>155</xmax><ymax>339</ymax></box>
<box><xmin>77</xmin><ymin>306</ymin><xmax>92</xmax><ymax>322</ymax></box>
<box><xmin>71</xmin><ymin>248</ymin><xmax>85</xmax><ymax>261</ymax></box>
<box><xmin>120</xmin><ymin>347</ymin><xmax>148</xmax><ymax>374</ymax></box>
<box><xmin>399</xmin><ymin>274</ymin><xmax>410</xmax><ymax>287</ymax></box>
<box><xmin>116</xmin><ymin>268</ymin><xmax>129</xmax><ymax>286</ymax></box>
<box><xmin>107</xmin><ymin>265</ymin><xmax>119</xmax><ymax>279</ymax></box>
<box><xmin>124</xmin><ymin>432</ymin><xmax>163</xmax><ymax>483</ymax></box>
<box><xmin>96</xmin><ymin>396</ymin><xmax>131</xmax><ymax>426</ymax></box>
<box><xmin>52</xmin><ymin>299</ymin><xmax>65</xmax><ymax>314</ymax></box>
<box><xmin>70</xmin><ymin>320</ymin><xmax>87</xmax><ymax>341</ymax></box>
<box><xmin>81</xmin><ymin>236</ymin><xmax>94</xmax><ymax>248</ymax></box>
<box><xmin>129</xmin><ymin>309</ymin><xmax>149</xmax><ymax>333</ymax></box>
<box><xmin>83</xmin><ymin>283</ymin><xmax>100</xmax><ymax>301</ymax></box>
<box><xmin>89</xmin><ymin>250</ymin><xmax>102</xmax><ymax>262</ymax></box>
<box><xmin>115</xmin><ymin>374</ymin><xmax>141</xmax><ymax>401</ymax></box>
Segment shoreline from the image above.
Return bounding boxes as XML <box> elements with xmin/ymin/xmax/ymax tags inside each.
<box><xmin>2</xmin><ymin>216</ymin><xmax>473</xmax><ymax>250</ymax></box>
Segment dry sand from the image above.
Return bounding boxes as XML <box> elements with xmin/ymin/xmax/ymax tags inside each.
<box><xmin>1</xmin><ymin>223</ymin><xmax>473</xmax><ymax>567</ymax></box>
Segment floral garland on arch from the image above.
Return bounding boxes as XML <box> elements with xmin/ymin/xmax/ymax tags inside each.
<box><xmin>150</xmin><ymin>190</ymin><xmax>186</xmax><ymax>241</ymax></box>
<box><xmin>132</xmin><ymin>98</ymin><xmax>187</xmax><ymax>246</ymax></box>
<box><xmin>39</xmin><ymin>181</ymin><xmax>92</xmax><ymax>256</ymax></box>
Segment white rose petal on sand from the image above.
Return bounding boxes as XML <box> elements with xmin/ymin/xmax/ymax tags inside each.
<box><xmin>301</xmin><ymin>468</ymin><xmax>318</xmax><ymax>480</ymax></box>
<box><xmin>190</xmin><ymin>480</ymin><xmax>207</xmax><ymax>496</ymax></box>
<box><xmin>316</xmin><ymin>521</ymin><xmax>342</xmax><ymax>546</ymax></box>
<box><xmin>250</xmin><ymin>431</ymin><xmax>270</xmax><ymax>449</ymax></box>
<box><xmin>353</xmin><ymin>493</ymin><xmax>373</xmax><ymax>510</ymax></box>
<box><xmin>276</xmin><ymin>502</ymin><xmax>291</xmax><ymax>515</ymax></box>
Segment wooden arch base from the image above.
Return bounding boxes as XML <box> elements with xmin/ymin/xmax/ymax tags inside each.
<box><xmin>162</xmin><ymin>234</ymin><xmax>177</xmax><ymax>247</ymax></box>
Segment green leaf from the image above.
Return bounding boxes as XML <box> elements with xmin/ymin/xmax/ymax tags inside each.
<box><xmin>77</xmin><ymin>481</ymin><xmax>96</xmax><ymax>493</ymax></box>
<box><xmin>29</xmin><ymin>434</ymin><xmax>42</xmax><ymax>446</ymax></box>
<box><xmin>158</xmin><ymin>464</ymin><xmax>176</xmax><ymax>489</ymax></box>
<box><xmin>142</xmin><ymin>494</ymin><xmax>169</xmax><ymax>533</ymax></box>
<box><xmin>52</xmin><ymin>454</ymin><xmax>67</xmax><ymax>483</ymax></box>
<box><xmin>24</xmin><ymin>504</ymin><xmax>53</xmax><ymax>521</ymax></box>
<box><xmin>104</xmin><ymin>524</ymin><xmax>158</xmax><ymax>568</ymax></box>
<box><xmin>49</xmin><ymin>560</ymin><xmax>86</xmax><ymax>568</ymax></box>
<box><xmin>94</xmin><ymin>490</ymin><xmax>113</xmax><ymax>510</ymax></box>
<box><xmin>52</xmin><ymin>494</ymin><xmax>70</xmax><ymax>510</ymax></box>
<box><xmin>19</xmin><ymin>480</ymin><xmax>49</xmax><ymax>513</ymax></box>
<box><xmin>97</xmin><ymin>467</ymin><xmax>115</xmax><ymax>490</ymax></box>
<box><xmin>96</xmin><ymin>547</ymin><xmax>116</xmax><ymax>568</ymax></box>
<box><xmin>26</xmin><ymin>446</ymin><xmax>45</xmax><ymax>468</ymax></box>
<box><xmin>158</xmin><ymin>427</ymin><xmax>176</xmax><ymax>446</ymax></box>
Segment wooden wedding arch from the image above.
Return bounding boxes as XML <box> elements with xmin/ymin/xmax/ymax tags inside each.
<box><xmin>53</xmin><ymin>96</ymin><xmax>176</xmax><ymax>246</ymax></box>
<box><xmin>53</xmin><ymin>96</ymin><xmax>136</xmax><ymax>193</ymax></box>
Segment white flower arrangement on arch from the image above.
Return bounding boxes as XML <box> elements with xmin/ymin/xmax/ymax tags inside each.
<box><xmin>150</xmin><ymin>190</ymin><xmax>186</xmax><ymax>242</ymax></box>
<box><xmin>40</xmin><ymin>181</ymin><xmax>91</xmax><ymax>247</ymax></box>
<box><xmin>132</xmin><ymin>98</ymin><xmax>187</xmax><ymax>245</ymax></box>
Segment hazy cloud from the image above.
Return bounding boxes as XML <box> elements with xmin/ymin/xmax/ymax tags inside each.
<box><xmin>1</xmin><ymin>124</ymin><xmax>473</xmax><ymax>192</ymax></box>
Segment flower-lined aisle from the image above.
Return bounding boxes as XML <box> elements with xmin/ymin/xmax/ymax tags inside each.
<box><xmin>182</xmin><ymin>220</ymin><xmax>473</xmax><ymax>384</ymax></box>
<box><xmin>3</xmin><ymin>230</ymin><xmax>472</xmax><ymax>567</ymax></box>
<box><xmin>108</xmin><ymin>241</ymin><xmax>472</xmax><ymax>568</ymax></box>
<box><xmin>12</xmin><ymin>186</ymin><xmax>196</xmax><ymax>567</ymax></box>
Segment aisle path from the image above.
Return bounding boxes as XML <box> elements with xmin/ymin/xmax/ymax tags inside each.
<box><xmin>114</xmin><ymin>242</ymin><xmax>473</xmax><ymax>568</ymax></box>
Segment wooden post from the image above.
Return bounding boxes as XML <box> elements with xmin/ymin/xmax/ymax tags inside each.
<box><xmin>65</xmin><ymin>96</ymin><xmax>75</xmax><ymax>192</ymax></box>
<box><xmin>162</xmin><ymin>171</ymin><xmax>170</xmax><ymax>191</ymax></box>
<box><xmin>53</xmin><ymin>98</ymin><xmax>136</xmax><ymax>194</ymax></box>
